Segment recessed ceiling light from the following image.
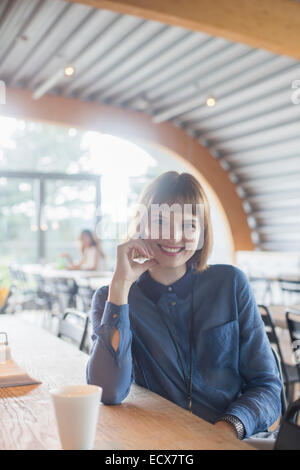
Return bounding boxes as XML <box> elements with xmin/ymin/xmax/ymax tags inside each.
<box><xmin>206</xmin><ymin>97</ymin><xmax>216</xmax><ymax>107</ymax></box>
<box><xmin>64</xmin><ymin>66</ymin><xmax>75</xmax><ymax>77</ymax></box>
<box><xmin>132</xmin><ymin>97</ymin><xmax>149</xmax><ymax>110</ymax></box>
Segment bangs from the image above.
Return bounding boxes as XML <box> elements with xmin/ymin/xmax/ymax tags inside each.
<box><xmin>148</xmin><ymin>172</ymin><xmax>204</xmax><ymax>215</ymax></box>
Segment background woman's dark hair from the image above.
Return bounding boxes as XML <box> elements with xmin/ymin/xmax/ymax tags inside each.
<box><xmin>80</xmin><ymin>229</ymin><xmax>106</xmax><ymax>258</ymax></box>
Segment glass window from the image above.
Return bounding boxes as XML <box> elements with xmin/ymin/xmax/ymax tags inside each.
<box><xmin>0</xmin><ymin>177</ymin><xmax>38</xmax><ymax>264</ymax></box>
<box><xmin>43</xmin><ymin>179</ymin><xmax>98</xmax><ymax>264</ymax></box>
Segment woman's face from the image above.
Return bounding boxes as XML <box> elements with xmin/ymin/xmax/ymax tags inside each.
<box><xmin>145</xmin><ymin>204</ymin><xmax>202</xmax><ymax>269</ymax></box>
<box><xmin>80</xmin><ymin>233</ymin><xmax>92</xmax><ymax>248</ymax></box>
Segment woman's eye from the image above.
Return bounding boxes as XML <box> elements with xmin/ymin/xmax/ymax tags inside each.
<box><xmin>183</xmin><ymin>223</ymin><xmax>196</xmax><ymax>230</ymax></box>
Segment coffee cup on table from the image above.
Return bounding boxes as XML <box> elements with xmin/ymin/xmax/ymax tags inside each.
<box><xmin>50</xmin><ymin>384</ymin><xmax>102</xmax><ymax>450</ymax></box>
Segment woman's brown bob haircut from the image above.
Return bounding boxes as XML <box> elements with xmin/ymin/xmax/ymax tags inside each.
<box><xmin>128</xmin><ymin>171</ymin><xmax>213</xmax><ymax>271</ymax></box>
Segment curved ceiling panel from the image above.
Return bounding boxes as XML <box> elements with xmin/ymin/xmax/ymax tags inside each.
<box><xmin>0</xmin><ymin>0</ymin><xmax>299</xmax><ymax>251</ymax></box>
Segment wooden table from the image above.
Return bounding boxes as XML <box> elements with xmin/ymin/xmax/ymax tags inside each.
<box><xmin>0</xmin><ymin>315</ymin><xmax>253</xmax><ymax>450</ymax></box>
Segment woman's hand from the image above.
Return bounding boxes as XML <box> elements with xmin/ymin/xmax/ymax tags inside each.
<box><xmin>114</xmin><ymin>238</ymin><xmax>158</xmax><ymax>283</ymax></box>
<box><xmin>108</xmin><ymin>238</ymin><xmax>158</xmax><ymax>305</ymax></box>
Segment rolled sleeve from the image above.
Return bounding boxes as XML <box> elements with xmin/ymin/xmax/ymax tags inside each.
<box><xmin>86</xmin><ymin>286</ymin><xmax>133</xmax><ymax>404</ymax></box>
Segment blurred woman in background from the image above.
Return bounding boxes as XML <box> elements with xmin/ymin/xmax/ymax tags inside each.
<box><xmin>61</xmin><ymin>229</ymin><xmax>106</xmax><ymax>271</ymax></box>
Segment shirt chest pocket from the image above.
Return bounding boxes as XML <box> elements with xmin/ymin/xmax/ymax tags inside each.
<box><xmin>196</xmin><ymin>320</ymin><xmax>239</xmax><ymax>390</ymax></box>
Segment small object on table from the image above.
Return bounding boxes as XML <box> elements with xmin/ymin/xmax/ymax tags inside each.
<box><xmin>0</xmin><ymin>331</ymin><xmax>41</xmax><ymax>388</ymax></box>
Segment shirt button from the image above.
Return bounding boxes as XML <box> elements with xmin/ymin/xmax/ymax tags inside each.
<box><xmin>168</xmin><ymin>287</ymin><xmax>172</xmax><ymax>291</ymax></box>
<box><xmin>171</xmin><ymin>301</ymin><xmax>176</xmax><ymax>306</ymax></box>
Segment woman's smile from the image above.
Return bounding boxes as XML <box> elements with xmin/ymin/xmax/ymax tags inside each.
<box><xmin>157</xmin><ymin>243</ymin><xmax>185</xmax><ymax>256</ymax></box>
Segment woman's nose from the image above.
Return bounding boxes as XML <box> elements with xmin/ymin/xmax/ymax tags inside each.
<box><xmin>169</xmin><ymin>224</ymin><xmax>183</xmax><ymax>243</ymax></box>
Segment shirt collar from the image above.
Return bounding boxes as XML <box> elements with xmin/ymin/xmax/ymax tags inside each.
<box><xmin>136</xmin><ymin>264</ymin><xmax>195</xmax><ymax>304</ymax></box>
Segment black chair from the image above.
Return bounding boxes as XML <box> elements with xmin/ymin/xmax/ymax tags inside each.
<box><xmin>14</xmin><ymin>267</ymin><xmax>34</xmax><ymax>296</ymax></box>
<box><xmin>53</xmin><ymin>279</ymin><xmax>78</xmax><ymax>317</ymax></box>
<box><xmin>279</xmin><ymin>278</ymin><xmax>300</xmax><ymax>306</ymax></box>
<box><xmin>32</xmin><ymin>274</ymin><xmax>53</xmax><ymax>311</ymax></box>
<box><xmin>8</xmin><ymin>266</ymin><xmax>37</xmax><ymax>311</ymax></box>
<box><xmin>271</xmin><ymin>346</ymin><xmax>287</xmax><ymax>418</ymax></box>
<box><xmin>258</xmin><ymin>305</ymin><xmax>300</xmax><ymax>404</ymax></box>
<box><xmin>274</xmin><ymin>399</ymin><xmax>300</xmax><ymax>450</ymax></box>
<box><xmin>57</xmin><ymin>309</ymin><xmax>89</xmax><ymax>352</ymax></box>
<box><xmin>250</xmin><ymin>276</ymin><xmax>272</xmax><ymax>304</ymax></box>
<box><xmin>75</xmin><ymin>285</ymin><xmax>95</xmax><ymax>314</ymax></box>
<box><xmin>285</xmin><ymin>309</ymin><xmax>300</xmax><ymax>385</ymax></box>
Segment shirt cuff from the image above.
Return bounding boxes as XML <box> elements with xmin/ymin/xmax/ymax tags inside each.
<box><xmin>96</xmin><ymin>300</ymin><xmax>130</xmax><ymax>333</ymax></box>
<box><xmin>92</xmin><ymin>300</ymin><xmax>131</xmax><ymax>361</ymax></box>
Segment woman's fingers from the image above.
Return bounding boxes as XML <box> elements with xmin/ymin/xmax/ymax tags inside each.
<box><xmin>120</xmin><ymin>238</ymin><xmax>154</xmax><ymax>259</ymax></box>
<box><xmin>135</xmin><ymin>258</ymin><xmax>158</xmax><ymax>274</ymax></box>
<box><xmin>131</xmin><ymin>233</ymin><xmax>155</xmax><ymax>257</ymax></box>
<box><xmin>136</xmin><ymin>238</ymin><xmax>155</xmax><ymax>258</ymax></box>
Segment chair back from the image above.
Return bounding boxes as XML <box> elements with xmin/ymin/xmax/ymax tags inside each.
<box><xmin>279</xmin><ymin>279</ymin><xmax>300</xmax><ymax>305</ymax></box>
<box><xmin>285</xmin><ymin>309</ymin><xmax>300</xmax><ymax>382</ymax></box>
<box><xmin>274</xmin><ymin>399</ymin><xmax>300</xmax><ymax>450</ymax></box>
<box><xmin>9</xmin><ymin>266</ymin><xmax>29</xmax><ymax>293</ymax></box>
<box><xmin>53</xmin><ymin>279</ymin><xmax>77</xmax><ymax>315</ymax></box>
<box><xmin>76</xmin><ymin>285</ymin><xmax>95</xmax><ymax>314</ymax></box>
<box><xmin>271</xmin><ymin>346</ymin><xmax>287</xmax><ymax>417</ymax></box>
<box><xmin>279</xmin><ymin>278</ymin><xmax>300</xmax><ymax>294</ymax></box>
<box><xmin>258</xmin><ymin>305</ymin><xmax>290</xmax><ymax>400</ymax></box>
<box><xmin>58</xmin><ymin>309</ymin><xmax>89</xmax><ymax>351</ymax></box>
<box><xmin>258</xmin><ymin>305</ymin><xmax>280</xmax><ymax>345</ymax></box>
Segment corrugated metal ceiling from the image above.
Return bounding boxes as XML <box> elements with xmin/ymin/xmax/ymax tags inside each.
<box><xmin>0</xmin><ymin>0</ymin><xmax>300</xmax><ymax>251</ymax></box>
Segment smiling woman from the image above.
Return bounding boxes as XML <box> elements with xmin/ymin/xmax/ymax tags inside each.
<box><xmin>87</xmin><ymin>170</ymin><xmax>282</xmax><ymax>441</ymax></box>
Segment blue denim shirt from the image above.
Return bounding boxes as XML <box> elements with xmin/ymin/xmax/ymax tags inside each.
<box><xmin>86</xmin><ymin>264</ymin><xmax>281</xmax><ymax>438</ymax></box>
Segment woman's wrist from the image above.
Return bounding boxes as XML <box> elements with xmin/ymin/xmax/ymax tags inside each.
<box><xmin>215</xmin><ymin>415</ymin><xmax>245</xmax><ymax>440</ymax></box>
<box><xmin>214</xmin><ymin>420</ymin><xmax>239</xmax><ymax>439</ymax></box>
<box><xmin>108</xmin><ymin>277</ymin><xmax>132</xmax><ymax>305</ymax></box>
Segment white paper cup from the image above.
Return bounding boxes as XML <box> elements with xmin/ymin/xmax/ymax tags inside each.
<box><xmin>50</xmin><ymin>384</ymin><xmax>102</xmax><ymax>450</ymax></box>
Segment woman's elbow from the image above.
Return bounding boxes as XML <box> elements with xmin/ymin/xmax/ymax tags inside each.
<box><xmin>101</xmin><ymin>385</ymin><xmax>131</xmax><ymax>406</ymax></box>
<box><xmin>101</xmin><ymin>397</ymin><xmax>123</xmax><ymax>406</ymax></box>
<box><xmin>86</xmin><ymin>360</ymin><xmax>101</xmax><ymax>388</ymax></box>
